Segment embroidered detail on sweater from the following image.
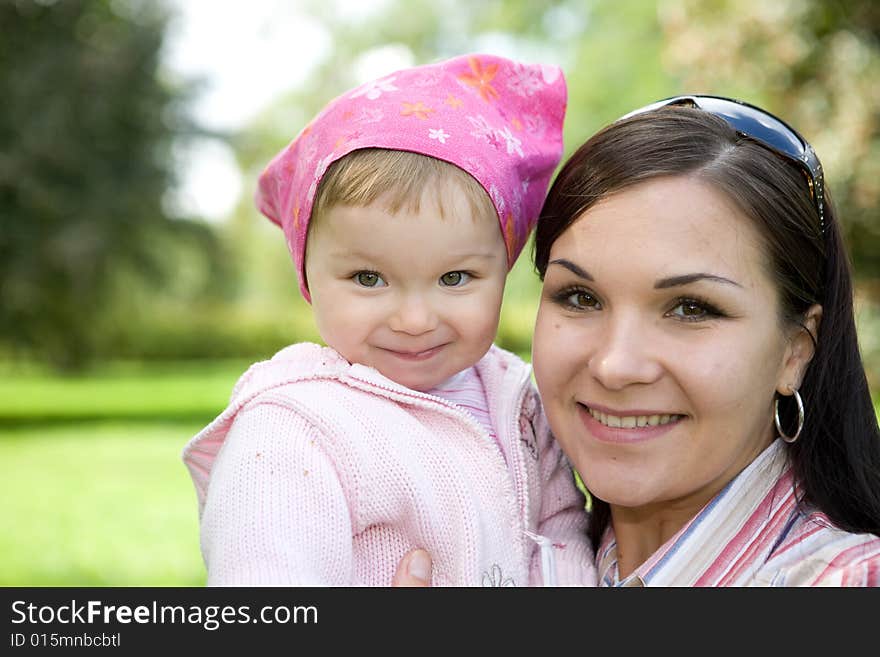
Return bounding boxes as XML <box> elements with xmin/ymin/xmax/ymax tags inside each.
<box><xmin>481</xmin><ymin>564</ymin><xmax>516</xmax><ymax>587</ymax></box>
<box><xmin>519</xmin><ymin>416</ymin><xmax>538</xmax><ymax>461</ymax></box>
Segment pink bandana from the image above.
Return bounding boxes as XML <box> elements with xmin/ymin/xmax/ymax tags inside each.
<box><xmin>255</xmin><ymin>53</ymin><xmax>567</xmax><ymax>301</ymax></box>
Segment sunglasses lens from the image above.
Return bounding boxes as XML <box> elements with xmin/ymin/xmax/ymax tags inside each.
<box><xmin>691</xmin><ymin>97</ymin><xmax>806</xmax><ymax>161</ymax></box>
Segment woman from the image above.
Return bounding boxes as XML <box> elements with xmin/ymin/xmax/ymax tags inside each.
<box><xmin>395</xmin><ymin>95</ymin><xmax>880</xmax><ymax>586</ymax></box>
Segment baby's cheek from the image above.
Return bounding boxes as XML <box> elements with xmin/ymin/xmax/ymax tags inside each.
<box><xmin>463</xmin><ymin>303</ymin><xmax>502</xmax><ymax>339</ymax></box>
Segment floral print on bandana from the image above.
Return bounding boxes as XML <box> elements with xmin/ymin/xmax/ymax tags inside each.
<box><xmin>255</xmin><ymin>53</ymin><xmax>566</xmax><ymax>301</ymax></box>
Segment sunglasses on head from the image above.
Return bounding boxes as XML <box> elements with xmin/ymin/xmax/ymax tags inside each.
<box><xmin>619</xmin><ymin>94</ymin><xmax>825</xmax><ymax>234</ymax></box>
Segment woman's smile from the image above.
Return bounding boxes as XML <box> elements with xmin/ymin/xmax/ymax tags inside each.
<box><xmin>577</xmin><ymin>402</ymin><xmax>685</xmax><ymax>444</ymax></box>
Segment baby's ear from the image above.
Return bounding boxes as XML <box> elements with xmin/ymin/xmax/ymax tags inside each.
<box><xmin>779</xmin><ymin>304</ymin><xmax>822</xmax><ymax>392</ymax></box>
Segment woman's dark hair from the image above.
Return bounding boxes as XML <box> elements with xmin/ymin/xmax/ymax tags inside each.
<box><xmin>534</xmin><ymin>107</ymin><xmax>880</xmax><ymax>550</ymax></box>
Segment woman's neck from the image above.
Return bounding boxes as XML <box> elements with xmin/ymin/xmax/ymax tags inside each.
<box><xmin>608</xmin><ymin>437</ymin><xmax>777</xmax><ymax>579</ymax></box>
<box><xmin>609</xmin><ymin>503</ymin><xmax>700</xmax><ymax>579</ymax></box>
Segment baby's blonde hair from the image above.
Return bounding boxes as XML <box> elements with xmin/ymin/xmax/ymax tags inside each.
<box><xmin>311</xmin><ymin>149</ymin><xmax>496</xmax><ymax>230</ymax></box>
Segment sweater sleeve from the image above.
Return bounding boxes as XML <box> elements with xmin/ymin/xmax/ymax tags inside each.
<box><xmin>199</xmin><ymin>400</ymin><xmax>355</xmax><ymax>585</ymax></box>
<box><xmin>530</xmin><ymin>403</ymin><xmax>598</xmax><ymax>586</ymax></box>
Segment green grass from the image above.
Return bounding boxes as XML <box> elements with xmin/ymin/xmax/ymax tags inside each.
<box><xmin>1</xmin><ymin>421</ymin><xmax>206</xmax><ymax>586</ymax></box>
<box><xmin>0</xmin><ymin>358</ymin><xmax>253</xmax><ymax>422</ymax></box>
<box><xmin>0</xmin><ymin>359</ymin><xmax>252</xmax><ymax>586</ymax></box>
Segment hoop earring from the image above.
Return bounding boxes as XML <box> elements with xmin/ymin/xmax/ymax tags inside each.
<box><xmin>774</xmin><ymin>389</ymin><xmax>805</xmax><ymax>444</ymax></box>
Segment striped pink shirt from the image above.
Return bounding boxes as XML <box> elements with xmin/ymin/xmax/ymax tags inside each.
<box><xmin>597</xmin><ymin>439</ymin><xmax>880</xmax><ymax>586</ymax></box>
<box><xmin>426</xmin><ymin>367</ymin><xmax>497</xmax><ymax>449</ymax></box>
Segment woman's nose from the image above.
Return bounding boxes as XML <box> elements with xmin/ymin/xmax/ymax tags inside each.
<box><xmin>588</xmin><ymin>313</ymin><xmax>662</xmax><ymax>390</ymax></box>
<box><xmin>388</xmin><ymin>294</ymin><xmax>439</xmax><ymax>335</ymax></box>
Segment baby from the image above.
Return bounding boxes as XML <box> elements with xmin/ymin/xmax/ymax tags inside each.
<box><xmin>183</xmin><ymin>53</ymin><xmax>595</xmax><ymax>586</ymax></box>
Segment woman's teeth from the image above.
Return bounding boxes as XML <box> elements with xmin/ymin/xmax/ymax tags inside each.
<box><xmin>587</xmin><ymin>407</ymin><xmax>680</xmax><ymax>428</ymax></box>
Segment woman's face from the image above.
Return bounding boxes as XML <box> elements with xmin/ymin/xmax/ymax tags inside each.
<box><xmin>533</xmin><ymin>175</ymin><xmax>809</xmax><ymax>519</ymax></box>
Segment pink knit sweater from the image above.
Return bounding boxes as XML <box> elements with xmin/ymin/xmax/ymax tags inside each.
<box><xmin>183</xmin><ymin>343</ymin><xmax>595</xmax><ymax>586</ymax></box>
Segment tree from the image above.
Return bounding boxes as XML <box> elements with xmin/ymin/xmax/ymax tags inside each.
<box><xmin>0</xmin><ymin>0</ymin><xmax>219</xmax><ymax>369</ymax></box>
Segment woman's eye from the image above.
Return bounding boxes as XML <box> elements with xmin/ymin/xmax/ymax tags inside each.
<box><xmin>568</xmin><ymin>291</ymin><xmax>600</xmax><ymax>309</ymax></box>
<box><xmin>553</xmin><ymin>288</ymin><xmax>600</xmax><ymax>310</ymax></box>
<box><xmin>354</xmin><ymin>271</ymin><xmax>386</xmax><ymax>288</ymax></box>
<box><xmin>439</xmin><ymin>271</ymin><xmax>470</xmax><ymax>287</ymax></box>
<box><xmin>668</xmin><ymin>299</ymin><xmax>721</xmax><ymax>321</ymax></box>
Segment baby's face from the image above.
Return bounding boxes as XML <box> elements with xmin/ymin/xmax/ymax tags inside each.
<box><xmin>304</xmin><ymin>188</ymin><xmax>508</xmax><ymax>391</ymax></box>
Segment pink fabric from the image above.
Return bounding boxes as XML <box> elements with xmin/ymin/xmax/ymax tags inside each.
<box><xmin>255</xmin><ymin>53</ymin><xmax>567</xmax><ymax>301</ymax></box>
<box><xmin>182</xmin><ymin>342</ymin><xmax>596</xmax><ymax>586</ymax></box>
<box><xmin>425</xmin><ymin>366</ymin><xmax>497</xmax><ymax>447</ymax></box>
<box><xmin>596</xmin><ymin>439</ymin><xmax>880</xmax><ymax>586</ymax></box>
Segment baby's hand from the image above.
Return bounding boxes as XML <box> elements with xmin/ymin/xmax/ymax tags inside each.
<box><xmin>391</xmin><ymin>549</ymin><xmax>433</xmax><ymax>587</ymax></box>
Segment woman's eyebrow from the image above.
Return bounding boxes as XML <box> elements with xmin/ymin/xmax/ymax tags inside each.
<box><xmin>548</xmin><ymin>260</ymin><xmax>742</xmax><ymax>289</ymax></box>
<box><xmin>547</xmin><ymin>259</ymin><xmax>593</xmax><ymax>280</ymax></box>
<box><xmin>654</xmin><ymin>273</ymin><xmax>742</xmax><ymax>289</ymax></box>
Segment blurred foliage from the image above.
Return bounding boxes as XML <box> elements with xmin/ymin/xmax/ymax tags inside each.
<box><xmin>0</xmin><ymin>0</ymin><xmax>228</xmax><ymax>370</ymax></box>
<box><xmin>658</xmin><ymin>0</ymin><xmax>880</xmax><ymax>284</ymax></box>
<box><xmin>244</xmin><ymin>0</ymin><xmax>675</xmax><ymax>174</ymax></box>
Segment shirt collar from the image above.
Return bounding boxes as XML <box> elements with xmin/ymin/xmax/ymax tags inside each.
<box><xmin>596</xmin><ymin>439</ymin><xmax>791</xmax><ymax>587</ymax></box>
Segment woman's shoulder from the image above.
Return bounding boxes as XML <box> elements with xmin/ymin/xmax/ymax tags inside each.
<box><xmin>759</xmin><ymin>509</ymin><xmax>880</xmax><ymax>586</ymax></box>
